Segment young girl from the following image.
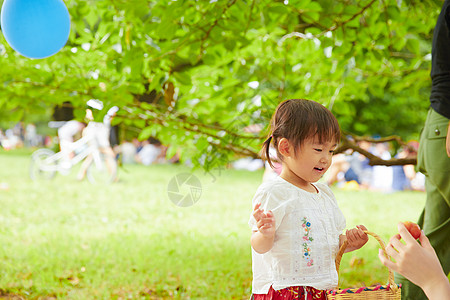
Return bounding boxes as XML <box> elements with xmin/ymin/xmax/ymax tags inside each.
<box><xmin>249</xmin><ymin>99</ymin><xmax>368</xmax><ymax>300</ymax></box>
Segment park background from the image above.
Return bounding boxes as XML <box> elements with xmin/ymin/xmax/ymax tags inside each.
<box><xmin>0</xmin><ymin>0</ymin><xmax>444</xmax><ymax>299</ymax></box>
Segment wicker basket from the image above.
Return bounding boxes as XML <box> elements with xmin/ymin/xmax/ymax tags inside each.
<box><xmin>326</xmin><ymin>231</ymin><xmax>401</xmax><ymax>300</ymax></box>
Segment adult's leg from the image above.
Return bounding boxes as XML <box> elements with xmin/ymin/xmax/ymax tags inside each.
<box><xmin>396</xmin><ymin>109</ymin><xmax>450</xmax><ymax>300</ymax></box>
<box><xmin>419</xmin><ymin>110</ymin><xmax>450</xmax><ymax>279</ymax></box>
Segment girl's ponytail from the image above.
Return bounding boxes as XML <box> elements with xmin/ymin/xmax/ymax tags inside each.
<box><xmin>261</xmin><ymin>135</ymin><xmax>274</xmax><ymax>169</ymax></box>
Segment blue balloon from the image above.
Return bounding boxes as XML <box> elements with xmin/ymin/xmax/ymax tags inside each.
<box><xmin>1</xmin><ymin>0</ymin><xmax>71</xmax><ymax>59</ymax></box>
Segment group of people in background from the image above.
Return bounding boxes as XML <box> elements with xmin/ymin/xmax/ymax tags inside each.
<box><xmin>1</xmin><ymin>119</ymin><xmax>426</xmax><ymax>193</ymax></box>
<box><xmin>0</xmin><ymin>121</ymin><xmax>178</xmax><ymax>169</ymax></box>
<box><xmin>119</xmin><ymin>137</ymin><xmax>179</xmax><ymax>165</ymax></box>
<box><xmin>0</xmin><ymin>122</ymin><xmax>49</xmax><ymax>150</ymax></box>
<box><xmin>326</xmin><ymin>140</ymin><xmax>425</xmax><ymax>192</ymax></box>
<box><xmin>234</xmin><ymin>140</ymin><xmax>425</xmax><ymax>193</ymax></box>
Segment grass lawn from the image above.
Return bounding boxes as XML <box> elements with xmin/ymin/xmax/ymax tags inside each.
<box><xmin>0</xmin><ymin>150</ymin><xmax>426</xmax><ymax>299</ymax></box>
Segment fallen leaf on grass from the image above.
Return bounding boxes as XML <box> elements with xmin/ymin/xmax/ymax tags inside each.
<box><xmin>350</xmin><ymin>257</ymin><xmax>365</xmax><ymax>268</ymax></box>
<box><xmin>67</xmin><ymin>276</ymin><xmax>80</xmax><ymax>286</ymax></box>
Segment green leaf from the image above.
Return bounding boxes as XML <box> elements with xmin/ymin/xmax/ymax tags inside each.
<box><xmin>343</xmin><ymin>6</ymin><xmax>359</xmax><ymax>15</ymax></box>
<box><xmin>173</xmin><ymin>72</ymin><xmax>192</xmax><ymax>86</ymax></box>
<box><xmin>134</xmin><ymin>119</ymin><xmax>146</xmax><ymax>128</ymax></box>
<box><xmin>302</xmin><ymin>11</ymin><xmax>320</xmax><ymax>22</ymax></box>
<box><xmin>156</xmin><ymin>17</ymin><xmax>177</xmax><ymax>40</ymax></box>
<box><xmin>406</xmin><ymin>38</ymin><xmax>420</xmax><ymax>54</ymax></box>
<box><xmin>307</xmin><ymin>2</ymin><xmax>322</xmax><ymax>12</ymax></box>
<box><xmin>268</xmin><ymin>4</ymin><xmax>289</xmax><ymax>15</ymax></box>
<box><xmin>138</xmin><ymin>126</ymin><xmax>153</xmax><ymax>141</ymax></box>
<box><xmin>165</xmin><ymin>145</ymin><xmax>179</xmax><ymax>160</ymax></box>
<box><xmin>0</xmin><ymin>0</ymin><xmax>439</xmax><ymax>169</ymax></box>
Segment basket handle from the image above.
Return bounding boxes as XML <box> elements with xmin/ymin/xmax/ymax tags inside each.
<box><xmin>334</xmin><ymin>230</ymin><xmax>398</xmax><ymax>293</ymax></box>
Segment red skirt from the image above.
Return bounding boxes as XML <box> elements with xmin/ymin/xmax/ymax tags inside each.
<box><xmin>253</xmin><ymin>286</ymin><xmax>326</xmax><ymax>300</ymax></box>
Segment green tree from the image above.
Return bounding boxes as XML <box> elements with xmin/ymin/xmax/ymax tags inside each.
<box><xmin>0</xmin><ymin>0</ymin><xmax>439</xmax><ymax>168</ymax></box>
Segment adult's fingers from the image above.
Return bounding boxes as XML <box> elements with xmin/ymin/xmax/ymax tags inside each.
<box><xmin>379</xmin><ymin>249</ymin><xmax>397</xmax><ymax>271</ymax></box>
<box><xmin>389</xmin><ymin>234</ymin><xmax>405</xmax><ymax>251</ymax></box>
<box><xmin>385</xmin><ymin>242</ymin><xmax>400</xmax><ymax>261</ymax></box>
<box><xmin>397</xmin><ymin>222</ymin><xmax>416</xmax><ymax>244</ymax></box>
<box><xmin>446</xmin><ymin>125</ymin><xmax>450</xmax><ymax>157</ymax></box>
<box><xmin>389</xmin><ymin>233</ymin><xmax>402</xmax><ymax>244</ymax></box>
<box><xmin>418</xmin><ymin>230</ymin><xmax>433</xmax><ymax>249</ymax></box>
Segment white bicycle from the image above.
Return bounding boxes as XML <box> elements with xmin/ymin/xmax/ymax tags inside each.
<box><xmin>30</xmin><ymin>134</ymin><xmax>117</xmax><ymax>184</ymax></box>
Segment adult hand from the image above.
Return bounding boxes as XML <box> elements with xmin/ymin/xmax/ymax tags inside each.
<box><xmin>446</xmin><ymin>121</ymin><xmax>450</xmax><ymax>157</ymax></box>
<box><xmin>379</xmin><ymin>223</ymin><xmax>450</xmax><ymax>300</ymax></box>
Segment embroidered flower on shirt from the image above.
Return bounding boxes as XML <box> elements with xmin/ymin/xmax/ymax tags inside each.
<box><xmin>301</xmin><ymin>217</ymin><xmax>314</xmax><ymax>266</ymax></box>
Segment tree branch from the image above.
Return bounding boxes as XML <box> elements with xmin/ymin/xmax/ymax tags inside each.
<box><xmin>336</xmin><ymin>135</ymin><xmax>417</xmax><ymax>166</ymax></box>
<box><xmin>244</xmin><ymin>0</ymin><xmax>256</xmax><ymax>34</ymax></box>
<box><xmin>279</xmin><ymin>0</ymin><xmax>378</xmax><ymax>45</ymax></box>
<box><xmin>123</xmin><ymin>102</ymin><xmax>419</xmax><ymax>166</ymax></box>
<box><xmin>121</xmin><ymin>103</ymin><xmax>261</xmax><ymax>158</ymax></box>
<box><xmin>319</xmin><ymin>0</ymin><xmax>378</xmax><ymax>36</ymax></box>
<box><xmin>199</xmin><ymin>0</ymin><xmax>237</xmax><ymax>56</ymax></box>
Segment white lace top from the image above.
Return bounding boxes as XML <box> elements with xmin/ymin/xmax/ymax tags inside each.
<box><xmin>248</xmin><ymin>176</ymin><xmax>346</xmax><ymax>294</ymax></box>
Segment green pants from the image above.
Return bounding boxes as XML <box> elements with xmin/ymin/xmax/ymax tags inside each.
<box><xmin>395</xmin><ymin>108</ymin><xmax>450</xmax><ymax>300</ymax></box>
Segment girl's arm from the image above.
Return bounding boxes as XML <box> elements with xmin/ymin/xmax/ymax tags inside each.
<box><xmin>339</xmin><ymin>225</ymin><xmax>368</xmax><ymax>253</ymax></box>
<box><xmin>251</xmin><ymin>230</ymin><xmax>275</xmax><ymax>254</ymax></box>
<box><xmin>251</xmin><ymin>203</ymin><xmax>276</xmax><ymax>254</ymax></box>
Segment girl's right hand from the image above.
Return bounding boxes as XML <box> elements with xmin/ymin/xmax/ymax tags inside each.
<box><xmin>253</xmin><ymin>203</ymin><xmax>276</xmax><ymax>237</ymax></box>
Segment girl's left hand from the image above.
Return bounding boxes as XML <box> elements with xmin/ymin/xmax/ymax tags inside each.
<box><xmin>345</xmin><ymin>225</ymin><xmax>369</xmax><ymax>252</ymax></box>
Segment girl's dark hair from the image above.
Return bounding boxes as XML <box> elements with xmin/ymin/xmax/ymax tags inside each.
<box><xmin>261</xmin><ymin>99</ymin><xmax>340</xmax><ymax>168</ymax></box>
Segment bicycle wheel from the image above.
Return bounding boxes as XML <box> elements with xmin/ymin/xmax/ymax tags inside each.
<box><xmin>30</xmin><ymin>149</ymin><xmax>57</xmax><ymax>180</ymax></box>
<box><xmin>86</xmin><ymin>152</ymin><xmax>117</xmax><ymax>184</ymax></box>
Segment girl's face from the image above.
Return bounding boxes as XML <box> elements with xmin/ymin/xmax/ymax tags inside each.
<box><xmin>280</xmin><ymin>137</ymin><xmax>337</xmax><ymax>189</ymax></box>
